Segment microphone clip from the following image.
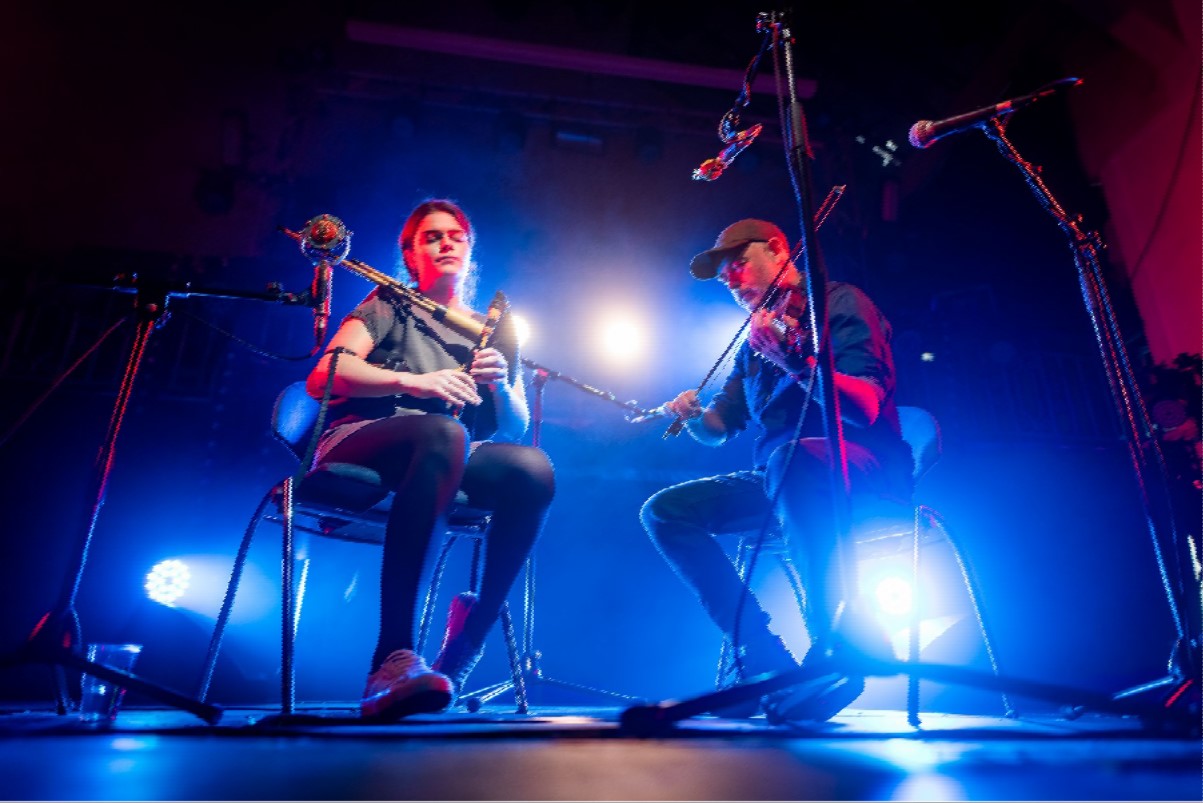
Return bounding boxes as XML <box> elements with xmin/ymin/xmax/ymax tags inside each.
<box><xmin>692</xmin><ymin>123</ymin><xmax>763</xmax><ymax>182</ymax></box>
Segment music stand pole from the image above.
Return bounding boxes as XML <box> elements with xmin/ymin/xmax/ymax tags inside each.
<box><xmin>5</xmin><ymin>275</ymin><xmax>312</xmax><ymax>724</ymax></box>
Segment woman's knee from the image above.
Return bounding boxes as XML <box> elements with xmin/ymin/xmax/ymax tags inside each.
<box><xmin>407</xmin><ymin>416</ymin><xmax>470</xmax><ymax>478</ymax></box>
<box><xmin>493</xmin><ymin>444</ymin><xmax>556</xmax><ymax>507</ymax></box>
<box><xmin>413</xmin><ymin>414</ymin><xmax>469</xmax><ymax>457</ymax></box>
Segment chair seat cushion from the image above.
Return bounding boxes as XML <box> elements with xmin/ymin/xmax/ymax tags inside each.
<box><xmin>297</xmin><ymin>462</ymin><xmax>391</xmax><ymax>513</ymax></box>
<box><xmin>280</xmin><ymin>462</ymin><xmax>492</xmax><ymax>538</ymax></box>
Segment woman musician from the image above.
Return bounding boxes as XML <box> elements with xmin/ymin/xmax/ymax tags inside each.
<box><xmin>306</xmin><ymin>198</ymin><xmax>555</xmax><ymax>721</ymax></box>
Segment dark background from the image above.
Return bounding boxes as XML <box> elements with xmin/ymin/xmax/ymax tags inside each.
<box><xmin>0</xmin><ymin>1</ymin><xmax>1196</xmax><ymax>711</ymax></box>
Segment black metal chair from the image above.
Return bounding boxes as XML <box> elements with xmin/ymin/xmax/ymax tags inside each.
<box><xmin>717</xmin><ymin>406</ymin><xmax>1010</xmax><ymax>725</ymax></box>
<box><xmin>195</xmin><ymin>381</ymin><xmax>526</xmax><ymax>715</ymax></box>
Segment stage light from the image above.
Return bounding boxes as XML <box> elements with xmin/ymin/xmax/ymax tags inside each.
<box><xmin>141</xmin><ymin>555</ymin><xmax>274</xmax><ymax>623</ymax></box>
<box><xmin>145</xmin><ymin>559</ymin><xmax>191</xmax><ymax>607</ymax></box>
<box><xmin>874</xmin><ymin>575</ymin><xmax>913</xmax><ymax>616</ymax></box>
<box><xmin>511</xmin><ymin>313</ymin><xmax>531</xmax><ymax>347</ymax></box>
<box><xmin>597</xmin><ymin>314</ymin><xmax>646</xmax><ymax>365</ymax></box>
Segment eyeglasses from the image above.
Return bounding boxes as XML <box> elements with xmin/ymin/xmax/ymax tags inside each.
<box><xmin>419</xmin><ymin>229</ymin><xmax>470</xmax><ymax>245</ymax></box>
<box><xmin>716</xmin><ymin>240</ymin><xmax>766</xmax><ymax>285</ymax></box>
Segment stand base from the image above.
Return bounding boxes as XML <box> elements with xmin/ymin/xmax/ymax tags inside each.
<box><xmin>619</xmin><ymin>647</ymin><xmax>1199</xmax><ymax>737</ymax></box>
<box><xmin>463</xmin><ymin>673</ymin><xmax>641</xmax><ymax>714</ymax></box>
<box><xmin>6</xmin><ymin>612</ymin><xmax>223</xmax><ymax>725</ymax></box>
<box><xmin>1060</xmin><ymin>673</ymin><xmax>1201</xmax><ymax>735</ymax></box>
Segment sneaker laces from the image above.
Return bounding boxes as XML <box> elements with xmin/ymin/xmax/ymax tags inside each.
<box><xmin>373</xmin><ymin>649</ymin><xmax>427</xmax><ymax>683</ymax></box>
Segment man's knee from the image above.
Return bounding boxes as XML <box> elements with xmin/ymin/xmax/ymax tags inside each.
<box><xmin>764</xmin><ymin>439</ymin><xmax>829</xmax><ymax>499</ymax></box>
<box><xmin>640</xmin><ymin>489</ymin><xmax>694</xmax><ymax>549</ymax></box>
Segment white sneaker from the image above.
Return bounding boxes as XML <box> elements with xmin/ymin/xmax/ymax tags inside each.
<box><xmin>361</xmin><ymin>649</ymin><xmax>452</xmax><ymax>721</ymax></box>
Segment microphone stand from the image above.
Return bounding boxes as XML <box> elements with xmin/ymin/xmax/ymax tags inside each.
<box><xmin>979</xmin><ymin>117</ymin><xmax>1199</xmax><ymax>717</ymax></box>
<box><xmin>618</xmin><ymin>12</ymin><xmax>1198</xmax><ymax>736</ymax></box>
<box><xmin>620</xmin><ymin>7</ymin><xmax>860</xmax><ymax>732</ymax></box>
<box><xmin>1</xmin><ymin>274</ymin><xmax>315</xmax><ymax>725</ymax></box>
<box><xmin>773</xmin><ymin>9</ymin><xmax>859</xmax><ymax>643</ymax></box>
<box><xmin>459</xmin><ymin>358</ymin><xmax>645</xmax><ymax>711</ymax></box>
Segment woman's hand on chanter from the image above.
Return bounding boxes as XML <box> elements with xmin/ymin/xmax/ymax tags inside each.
<box><xmin>406</xmin><ymin>368</ymin><xmax>483</xmax><ymax>407</ymax></box>
<box><xmin>468</xmin><ymin>347</ymin><xmax>509</xmax><ymax>387</ymax></box>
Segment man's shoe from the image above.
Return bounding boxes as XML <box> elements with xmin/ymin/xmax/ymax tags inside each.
<box><xmin>763</xmin><ymin>671</ymin><xmax>865</xmax><ymax>725</ymax></box>
<box><xmin>712</xmin><ymin>634</ymin><xmax>798</xmax><ymax>719</ymax></box>
<box><xmin>761</xmin><ymin>633</ymin><xmax>870</xmax><ymax>725</ymax></box>
<box><xmin>361</xmin><ymin>649</ymin><xmax>453</xmax><ymax>721</ymax></box>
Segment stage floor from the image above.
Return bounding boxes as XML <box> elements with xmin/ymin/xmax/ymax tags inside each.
<box><xmin>1</xmin><ymin>701</ymin><xmax>1198</xmax><ymax>801</ymax></box>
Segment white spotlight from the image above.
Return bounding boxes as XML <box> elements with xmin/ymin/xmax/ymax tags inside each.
<box><xmin>510</xmin><ymin>313</ymin><xmax>531</xmax><ymax>347</ymax></box>
<box><xmin>597</xmin><ymin>315</ymin><xmax>646</xmax><ymax>364</ymax></box>
<box><xmin>874</xmin><ymin>575</ymin><xmax>913</xmax><ymax>616</ymax></box>
<box><xmin>145</xmin><ymin>559</ymin><xmax>191</xmax><ymax>607</ymax></box>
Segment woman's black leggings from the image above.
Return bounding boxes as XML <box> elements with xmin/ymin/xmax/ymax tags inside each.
<box><xmin>318</xmin><ymin>414</ymin><xmax>555</xmax><ymax>668</ymax></box>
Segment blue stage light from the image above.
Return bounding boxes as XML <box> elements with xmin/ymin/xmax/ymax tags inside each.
<box><xmin>145</xmin><ymin>559</ymin><xmax>191</xmax><ymax>607</ymax></box>
<box><xmin>874</xmin><ymin>575</ymin><xmax>913</xmax><ymax>616</ymax></box>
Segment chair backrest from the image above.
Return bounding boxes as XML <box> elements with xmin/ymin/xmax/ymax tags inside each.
<box><xmin>897</xmin><ymin>406</ymin><xmax>942</xmax><ymax>483</ymax></box>
<box><xmin>272</xmin><ymin>381</ymin><xmax>322</xmax><ymax>463</ymax></box>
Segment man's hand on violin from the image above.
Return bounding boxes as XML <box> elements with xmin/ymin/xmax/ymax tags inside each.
<box><xmin>469</xmin><ymin>347</ymin><xmax>509</xmax><ymax>388</ymax></box>
<box><xmin>664</xmin><ymin>389</ymin><xmax>704</xmax><ymax>421</ymax></box>
<box><xmin>749</xmin><ymin>309</ymin><xmax>815</xmax><ymax>375</ymax></box>
<box><xmin>749</xmin><ymin>309</ymin><xmax>793</xmax><ymax>370</ymax></box>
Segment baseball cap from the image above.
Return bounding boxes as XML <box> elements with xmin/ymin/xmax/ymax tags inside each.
<box><xmin>688</xmin><ymin>219</ymin><xmax>787</xmax><ymax>279</ymax></box>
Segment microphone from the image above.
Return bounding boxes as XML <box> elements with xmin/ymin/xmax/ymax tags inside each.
<box><xmin>311</xmin><ymin>262</ymin><xmax>332</xmax><ymax>347</ymax></box>
<box><xmin>693</xmin><ymin>123</ymin><xmax>763</xmax><ymax>181</ymax></box>
<box><xmin>300</xmin><ymin>213</ymin><xmax>351</xmax><ymax>264</ymax></box>
<box><xmin>908</xmin><ymin>77</ymin><xmax>1081</xmax><ymax>149</ymax></box>
<box><xmin>299</xmin><ymin>214</ymin><xmax>351</xmax><ymax>348</ymax></box>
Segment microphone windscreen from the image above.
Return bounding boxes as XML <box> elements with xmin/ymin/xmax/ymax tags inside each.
<box><xmin>907</xmin><ymin>121</ymin><xmax>933</xmax><ymax>149</ymax></box>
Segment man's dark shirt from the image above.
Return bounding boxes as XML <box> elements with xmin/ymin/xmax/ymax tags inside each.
<box><xmin>710</xmin><ymin>281</ymin><xmax>913</xmax><ymax>498</ymax></box>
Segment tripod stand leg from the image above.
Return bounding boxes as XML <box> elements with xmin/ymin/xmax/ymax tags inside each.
<box><xmin>15</xmin><ymin>610</ymin><xmax>224</xmax><ymax>724</ymax></box>
<box><xmin>7</xmin><ymin>302</ymin><xmax>223</xmax><ymax>724</ymax></box>
<box><xmin>621</xmin><ymin>647</ymin><xmax>1199</xmax><ymax>736</ymax></box>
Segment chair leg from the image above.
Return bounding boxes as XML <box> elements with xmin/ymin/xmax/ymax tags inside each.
<box><xmin>775</xmin><ymin>547</ymin><xmax>808</xmax><ymax>646</ymax></box>
<box><xmin>498</xmin><ymin>600</ymin><xmax>528</xmax><ymax>714</ymax></box>
<box><xmin>196</xmin><ymin>490</ymin><xmax>273</xmax><ymax>702</ymax></box>
<box><xmin>294</xmin><ymin>557</ymin><xmax>310</xmax><ymax>643</ymax></box>
<box><xmin>417</xmin><ymin>534</ymin><xmax>460</xmax><ymax>656</ymax></box>
<box><xmin>908</xmin><ymin>506</ymin><xmax>922</xmax><ymax>728</ymax></box>
<box><xmin>280</xmin><ymin>477</ymin><xmax>297</xmax><ymax>716</ymax></box>
<box><xmin>715</xmin><ymin>537</ymin><xmax>753</xmax><ymax>690</ymax></box>
<box><xmin>521</xmin><ymin>555</ymin><xmax>536</xmax><ymax>667</ymax></box>
<box><xmin>922</xmin><ymin>506</ymin><xmax>1014</xmax><ymax>717</ymax></box>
